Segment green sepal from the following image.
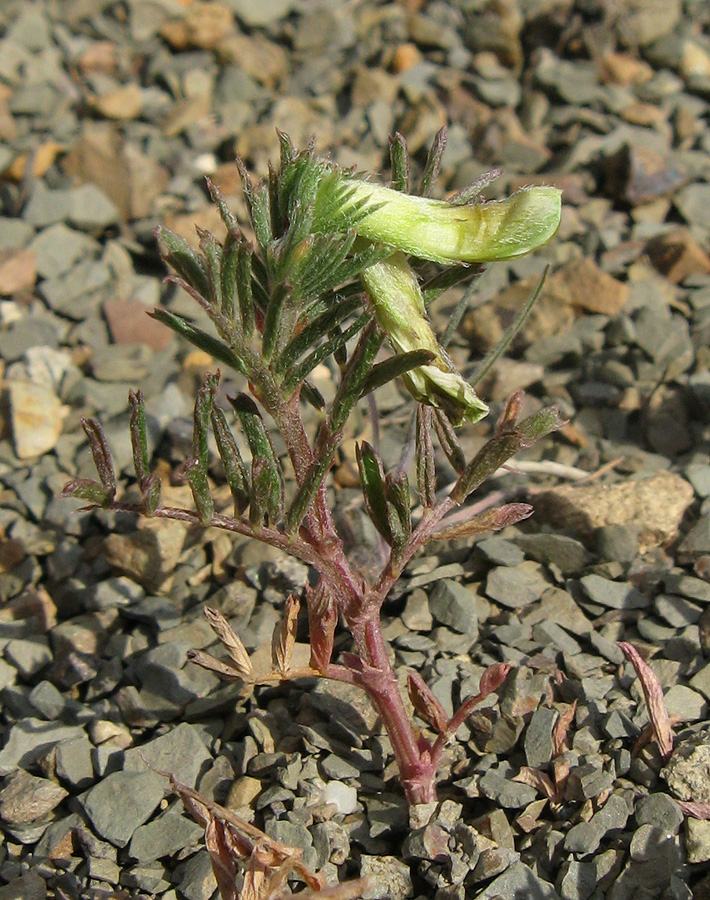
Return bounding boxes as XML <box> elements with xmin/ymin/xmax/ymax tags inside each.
<box><xmin>356</xmin><ymin>441</ymin><xmax>392</xmax><ymax>545</ymax></box>
<box><xmin>433</xmin><ymin>409</ymin><xmax>466</xmax><ymax>474</ymax></box>
<box><xmin>419</xmin><ymin>126</ymin><xmax>447</xmax><ymax>198</ymax></box>
<box><xmin>236</xmin><ymin>241</ymin><xmax>255</xmax><ymax>338</ymax></box>
<box><xmin>293</xmin><ymin>231</ymin><xmax>357</xmax><ymax>300</ymax></box>
<box><xmin>450</xmin><ymin>405</ymin><xmax>565</xmax><ymax>504</ymax></box>
<box><xmin>276</xmin><ymin>295</ymin><xmax>363</xmax><ymax>376</ymax></box>
<box><xmin>285</xmin><ymin>450</ymin><xmax>336</xmax><ymax>535</ymax></box>
<box><xmin>81</xmin><ymin>417</ymin><xmax>116</xmax><ymax>502</ymax></box>
<box><xmin>359</xmin><ymin>349</ymin><xmax>436</xmax><ymax>399</ymax></box>
<box><xmin>249</xmin><ymin>456</ymin><xmax>284</xmax><ymax>526</ymax></box>
<box><xmin>283</xmin><ymin>313</ymin><xmax>369</xmax><ymax>394</ymax></box>
<box><xmin>181</xmin><ymin>373</ymin><xmax>217</xmax><ymax>526</ymax></box>
<box><xmin>61</xmin><ymin>478</ymin><xmax>112</xmax><ymax>507</ymax></box>
<box><xmin>415</xmin><ymin>404</ymin><xmax>436</xmax><ymax>508</ymax></box>
<box><xmin>205</xmin><ymin>177</ymin><xmax>240</xmax><ymax>234</ymax></box>
<box><xmin>128</xmin><ymin>390</ymin><xmax>161</xmax><ymax>515</ymax></box>
<box><xmin>262</xmin><ymin>281</ymin><xmax>292</xmax><ymax>362</ymax></box>
<box><xmin>230</xmin><ymin>394</ymin><xmax>284</xmax><ymax>524</ymax></box>
<box><xmin>155</xmin><ymin>226</ymin><xmax>211</xmax><ymax>301</ymax></box>
<box><xmin>389</xmin><ymin>132</ymin><xmax>409</xmax><ymax>193</ymax></box>
<box><xmin>197</xmin><ymin>227</ymin><xmax>222</xmax><ymax>310</ymax></box>
<box><xmin>430</xmin><ymin>503</ymin><xmax>533</xmax><ymax>542</ymax></box>
<box><xmin>237</xmin><ymin>156</ymin><xmax>272</xmax><ymax>251</ymax></box>
<box><xmin>330</xmin><ymin>322</ymin><xmax>384</xmax><ymax>430</ymax></box>
<box><xmin>301</xmin><ymin>380</ymin><xmax>326</xmax><ymax>411</ymax></box>
<box><xmin>516</xmin><ymin>405</ymin><xmax>567</xmax><ymax>446</ymax></box>
<box><xmin>219</xmin><ymin>230</ymin><xmax>239</xmax><ymax>322</ymax></box>
<box><xmin>384</xmin><ymin>469</ymin><xmax>411</xmax><ymax>551</ymax></box>
<box><xmin>150</xmin><ymin>309</ymin><xmax>248</xmax><ymax>376</ymax></box>
<box><xmin>210</xmin><ymin>403</ymin><xmax>250</xmax><ymax>516</ymax></box>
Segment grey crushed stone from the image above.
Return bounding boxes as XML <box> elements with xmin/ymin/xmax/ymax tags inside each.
<box><xmin>577</xmin><ymin>574</ymin><xmax>650</xmax><ymax>610</ymax></box>
<box><xmin>428</xmin><ymin>579</ymin><xmax>479</xmax><ymax>636</ymax></box>
<box><xmin>485</xmin><ymin>563</ymin><xmax>549</xmax><ymax>609</ymax></box>
<box><xmin>81</xmin><ymin>770</ymin><xmax>166</xmax><ymax>848</ymax></box>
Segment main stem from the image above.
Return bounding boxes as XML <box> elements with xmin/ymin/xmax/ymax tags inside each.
<box><xmin>346</xmin><ymin>604</ymin><xmax>438</xmax><ymax>804</ymax></box>
<box><xmin>254</xmin><ymin>353</ymin><xmax>443</xmax><ymax>804</ymax></box>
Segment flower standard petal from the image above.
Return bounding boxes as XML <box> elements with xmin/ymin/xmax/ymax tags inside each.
<box><xmin>322</xmin><ymin>181</ymin><xmax>562</xmax><ymax>265</ymax></box>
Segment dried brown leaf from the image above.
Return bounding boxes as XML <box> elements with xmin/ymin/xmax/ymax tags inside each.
<box><xmin>204</xmin><ymin>605</ymin><xmax>254</xmax><ymax>680</ymax></box>
<box><xmin>552</xmin><ymin>700</ymin><xmax>577</xmax><ymax>757</ymax></box>
<box><xmin>479</xmin><ymin>662</ymin><xmax>511</xmax><ymax>698</ymax></box>
<box><xmin>552</xmin><ymin>755</ymin><xmax>570</xmax><ymax>792</ymax></box>
<box><xmin>271</xmin><ymin>594</ymin><xmax>300</xmax><ymax>676</ymax></box>
<box><xmin>514</xmin><ymin>766</ymin><xmax>557</xmax><ymax>800</ymax></box>
<box><xmin>205</xmin><ymin>818</ymin><xmax>239</xmax><ymax>900</ymax></box>
<box><xmin>618</xmin><ymin>641</ymin><xmax>674</xmax><ymax>761</ymax></box>
<box><xmin>496</xmin><ymin>390</ymin><xmax>525</xmax><ymax>434</ymax></box>
<box><xmin>407</xmin><ymin>671</ymin><xmax>449</xmax><ymax>732</ymax></box>
<box><xmin>188</xmin><ymin>649</ymin><xmax>251</xmax><ymax>681</ymax></box>
<box><xmin>677</xmin><ymin>801</ymin><xmax>710</xmax><ymax>820</ymax></box>
<box><xmin>430</xmin><ymin>503</ymin><xmax>533</xmax><ymax>542</ymax></box>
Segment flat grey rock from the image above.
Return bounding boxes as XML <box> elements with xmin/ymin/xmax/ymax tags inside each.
<box><xmin>129</xmin><ymin>805</ymin><xmax>203</xmax><ymax>863</ymax></box>
<box><xmin>0</xmin><ymin>217</ymin><xmax>34</xmax><ymax>251</ymax></box>
<box><xmin>122</xmin><ymin>721</ymin><xmax>212</xmax><ymax>788</ymax></box>
<box><xmin>81</xmin><ymin>769</ymin><xmax>165</xmax><ymax>847</ymax></box>
<box><xmin>0</xmin><ymin>718</ymin><xmax>85</xmax><ymax>776</ymax></box>
<box><xmin>28</xmin><ymin>223</ymin><xmax>97</xmax><ymax>279</ymax></box>
<box><xmin>634</xmin><ymin>793</ymin><xmax>683</xmax><ymax>834</ymax></box>
<box><xmin>428</xmin><ymin>579</ymin><xmax>479</xmax><ymax>636</ymax></box>
<box><xmin>473</xmin><ymin>861</ymin><xmax>561</xmax><ymax>900</ymax></box>
<box><xmin>486</xmin><ymin>564</ymin><xmax>548</xmax><ymax>609</ymax></box>
<box><xmin>578</xmin><ymin>574</ymin><xmax>649</xmax><ymax>610</ymax></box>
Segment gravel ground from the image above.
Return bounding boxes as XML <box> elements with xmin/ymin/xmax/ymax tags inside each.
<box><xmin>1</xmin><ymin>1</ymin><xmax>710</xmax><ymax>899</ymax></box>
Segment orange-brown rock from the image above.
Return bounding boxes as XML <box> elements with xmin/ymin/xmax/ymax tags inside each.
<box><xmin>646</xmin><ymin>228</ymin><xmax>710</xmax><ymax>284</ymax></box>
<box><xmin>0</xmin><ymin>248</ymin><xmax>37</xmax><ymax>295</ymax></box>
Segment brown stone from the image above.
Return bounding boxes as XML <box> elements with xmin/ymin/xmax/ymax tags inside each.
<box><xmin>103</xmin><ymin>518</ymin><xmax>188</xmax><ymax>593</ymax></box>
<box><xmin>598</xmin><ymin>52</ymin><xmax>653</xmax><ymax>86</ymax></box>
<box><xmin>646</xmin><ymin>228</ymin><xmax>710</xmax><ymax>284</ymax></box>
<box><xmin>550</xmin><ymin>258</ymin><xmax>629</xmax><ymax>315</ymax></box>
<box><xmin>5</xmin><ymin>142</ymin><xmax>63</xmax><ymax>181</ymax></box>
<box><xmin>0</xmin><ymin>248</ymin><xmax>36</xmax><ymax>295</ymax></box>
<box><xmin>91</xmin><ymin>83</ymin><xmax>143</xmax><ymax>120</ymax></box>
<box><xmin>604</xmin><ymin>144</ymin><xmax>686</xmax><ymax>206</ymax></box>
<box><xmin>8</xmin><ymin>380</ymin><xmax>66</xmax><ymax>458</ymax></box>
<box><xmin>161</xmin><ymin>2</ymin><xmax>234</xmax><ymax>50</ymax></box>
<box><xmin>102</xmin><ymin>297</ymin><xmax>173</xmax><ymax>351</ymax></box>
<box><xmin>621</xmin><ymin>102</ymin><xmax>667</xmax><ymax>127</ymax></box>
<box><xmin>390</xmin><ymin>43</ymin><xmax>422</xmax><ymax>73</ymax></box>
<box><xmin>463</xmin><ymin>259</ymin><xmax>628</xmax><ymax>354</ymax></box>
<box><xmin>532</xmin><ymin>471</ymin><xmax>693</xmax><ymax>553</ymax></box>
<box><xmin>0</xmin><ymin>85</ymin><xmax>17</xmax><ymax>142</ymax></box>
<box><xmin>63</xmin><ymin>123</ymin><xmax>168</xmax><ymax>220</ymax></box>
<box><xmin>0</xmin><ymin>537</ymin><xmax>25</xmax><ymax>575</ymax></box>
<box><xmin>164</xmin><ymin>204</ymin><xmax>228</xmax><ymax>247</ymax></box>
<box><xmin>0</xmin><ymin>770</ymin><xmax>67</xmax><ymax>827</ymax></box>
<box><xmin>160</xmin><ymin>93</ymin><xmax>211</xmax><ymax>138</ymax></box>
<box><xmin>461</xmin><ymin>275</ymin><xmax>575</xmax><ymax>354</ymax></box>
<box><xmin>216</xmin><ymin>32</ymin><xmax>288</xmax><ymax>87</ymax></box>
<box><xmin>77</xmin><ymin>40</ymin><xmax>118</xmax><ymax>75</ymax></box>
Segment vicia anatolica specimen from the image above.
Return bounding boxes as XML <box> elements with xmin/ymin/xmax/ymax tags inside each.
<box><xmin>64</xmin><ymin>129</ymin><xmax>563</xmax><ymax>805</ymax></box>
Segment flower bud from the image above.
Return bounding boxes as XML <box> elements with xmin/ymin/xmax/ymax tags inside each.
<box><xmin>361</xmin><ymin>252</ymin><xmax>488</xmax><ymax>425</ymax></box>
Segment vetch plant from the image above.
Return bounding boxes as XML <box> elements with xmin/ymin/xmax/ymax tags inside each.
<box><xmin>64</xmin><ymin>129</ymin><xmax>563</xmax><ymax>807</ymax></box>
